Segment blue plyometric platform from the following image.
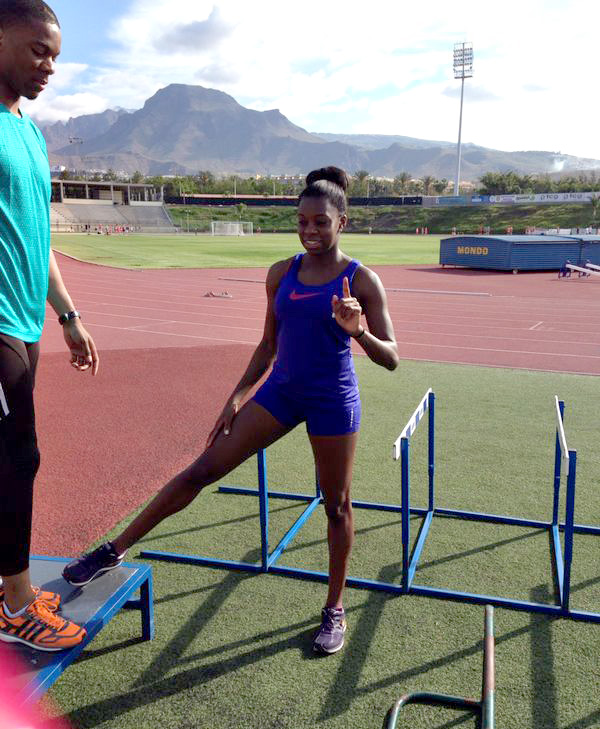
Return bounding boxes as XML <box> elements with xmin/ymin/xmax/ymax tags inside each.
<box><xmin>4</xmin><ymin>556</ymin><xmax>153</xmax><ymax>703</ymax></box>
<box><xmin>440</xmin><ymin>234</ymin><xmax>600</xmax><ymax>271</ymax></box>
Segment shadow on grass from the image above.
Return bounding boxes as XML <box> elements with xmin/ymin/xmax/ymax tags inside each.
<box><xmin>319</xmin><ymin>563</ymin><xmax>399</xmax><ymax>722</ymax></box>
<box><xmin>65</xmin><ymin>551</ymin><xmax>337</xmax><ymax>729</ymax></box>
<box><xmin>319</xmin><ymin>562</ymin><xmax>490</xmax><ymax>726</ymax></box>
<box><xmin>133</xmin><ymin>548</ymin><xmax>262</xmax><ymax>688</ymax></box>
<box><xmin>529</xmin><ymin>585</ymin><xmax>557</xmax><ymax>729</ymax></box>
<box><xmin>77</xmin><ymin>636</ymin><xmax>148</xmax><ymax>664</ymax></box>
<box><xmin>417</xmin><ymin>526</ymin><xmax>546</xmax><ymax>574</ymax></box>
<box><xmin>527</xmin><ymin>580</ymin><xmax>600</xmax><ymax>729</ymax></box>
<box><xmin>136</xmin><ymin>500</ymin><xmax>303</xmax><ymax>545</ymax></box>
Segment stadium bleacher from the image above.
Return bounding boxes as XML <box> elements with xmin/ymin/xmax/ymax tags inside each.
<box><xmin>50</xmin><ymin>203</ymin><xmax>175</xmax><ymax>233</ymax></box>
<box><xmin>51</xmin><ymin>178</ymin><xmax>175</xmax><ymax>233</ymax></box>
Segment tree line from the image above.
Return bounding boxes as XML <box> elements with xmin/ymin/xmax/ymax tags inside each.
<box><xmin>58</xmin><ymin>167</ymin><xmax>600</xmax><ymax>197</ymax></box>
<box><xmin>478</xmin><ymin>170</ymin><xmax>600</xmax><ymax>194</ymax></box>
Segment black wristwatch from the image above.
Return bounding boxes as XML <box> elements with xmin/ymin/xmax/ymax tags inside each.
<box><xmin>58</xmin><ymin>310</ymin><xmax>81</xmax><ymax>325</ymax></box>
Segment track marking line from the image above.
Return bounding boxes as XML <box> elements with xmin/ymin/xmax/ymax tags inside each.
<box><xmin>67</xmin><ymin>291</ymin><xmax>266</xmax><ymax>313</ymax></box>
<box><xmin>85</xmin><ymin>321</ymin><xmax>258</xmax><ymax>345</ymax></box>
<box><xmin>131</xmin><ymin>321</ymin><xmax>263</xmax><ymax>334</ymax></box>
<box><xmin>392</xmin><ymin>355</ymin><xmax>600</xmax><ymax>377</ymax></box>
<box><xmin>529</xmin><ymin>321</ymin><xmax>544</xmax><ymax>331</ymax></box>
<box><xmin>127</xmin><ymin>321</ymin><xmax>177</xmax><ymax>330</ymax></box>
<box><xmin>394</xmin><ymin>326</ymin><xmax>600</xmax><ymax>347</ymax></box>
<box><xmin>397</xmin><ymin>340</ymin><xmax>600</xmax><ymax>360</ymax></box>
<box><xmin>80</xmin><ymin>307</ymin><xmax>264</xmax><ymax>328</ymax></box>
<box><xmin>386</xmin><ymin>287</ymin><xmax>491</xmax><ymax>297</ymax></box>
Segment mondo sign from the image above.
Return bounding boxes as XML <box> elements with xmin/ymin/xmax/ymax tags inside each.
<box><xmin>457</xmin><ymin>246</ymin><xmax>489</xmax><ymax>255</ymax></box>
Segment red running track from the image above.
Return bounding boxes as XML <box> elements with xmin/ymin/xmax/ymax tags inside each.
<box><xmin>31</xmin><ymin>254</ymin><xmax>600</xmax><ymax>556</ymax></box>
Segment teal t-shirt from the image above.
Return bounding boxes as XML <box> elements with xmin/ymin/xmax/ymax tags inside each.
<box><xmin>0</xmin><ymin>104</ymin><xmax>51</xmax><ymax>343</ymax></box>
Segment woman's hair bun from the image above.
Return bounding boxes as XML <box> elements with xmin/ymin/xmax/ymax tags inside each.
<box><xmin>305</xmin><ymin>166</ymin><xmax>349</xmax><ymax>192</ymax></box>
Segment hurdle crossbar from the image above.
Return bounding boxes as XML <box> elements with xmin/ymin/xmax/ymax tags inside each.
<box><xmin>566</xmin><ymin>263</ymin><xmax>600</xmax><ymax>277</ymax></box>
<box><xmin>584</xmin><ymin>261</ymin><xmax>600</xmax><ymax>271</ymax></box>
<box><xmin>141</xmin><ymin>391</ymin><xmax>600</xmax><ymax>623</ymax></box>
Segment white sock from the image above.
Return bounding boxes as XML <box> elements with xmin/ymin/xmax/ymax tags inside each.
<box><xmin>3</xmin><ymin>601</ymin><xmax>30</xmax><ymax>618</ymax></box>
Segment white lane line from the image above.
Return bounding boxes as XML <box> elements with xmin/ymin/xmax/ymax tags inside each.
<box><xmin>386</xmin><ymin>287</ymin><xmax>491</xmax><ymax>297</ymax></box>
<box><xmin>81</xmin><ymin>309</ymin><xmax>262</xmax><ymax>326</ymax></box>
<box><xmin>85</xmin><ymin>317</ymin><xmax>262</xmax><ymax>334</ymax></box>
<box><xmin>398</xmin><ymin>340</ymin><xmax>600</xmax><ymax>359</ymax></box>
<box><xmin>85</xmin><ymin>321</ymin><xmax>258</xmax><ymax>345</ymax></box>
<box><xmin>57</xmin><ymin>300</ymin><xmax>266</xmax><ymax>321</ymax></box>
<box><xmin>391</xmin><ymin>355</ymin><xmax>600</xmax><ymax>378</ymax></box>
<box><xmin>64</xmin><ymin>291</ymin><xmax>266</xmax><ymax>313</ymax></box>
<box><xmin>393</xmin><ymin>326</ymin><xmax>600</xmax><ymax>347</ymax></box>
<box><xmin>529</xmin><ymin>321</ymin><xmax>544</xmax><ymax>331</ymax></box>
<box><xmin>127</xmin><ymin>321</ymin><xmax>176</xmax><ymax>330</ymax></box>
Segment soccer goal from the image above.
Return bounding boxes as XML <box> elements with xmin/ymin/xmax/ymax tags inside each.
<box><xmin>211</xmin><ymin>221</ymin><xmax>253</xmax><ymax>236</ymax></box>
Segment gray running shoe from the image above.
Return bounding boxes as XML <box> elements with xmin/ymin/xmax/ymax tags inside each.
<box><xmin>312</xmin><ymin>607</ymin><xmax>347</xmax><ymax>654</ymax></box>
<box><xmin>62</xmin><ymin>542</ymin><xmax>125</xmax><ymax>586</ymax></box>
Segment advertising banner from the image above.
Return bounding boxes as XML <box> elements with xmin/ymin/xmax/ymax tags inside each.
<box><xmin>436</xmin><ymin>196</ymin><xmax>467</xmax><ymax>206</ymax></box>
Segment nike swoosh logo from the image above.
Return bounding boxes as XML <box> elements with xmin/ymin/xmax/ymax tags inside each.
<box><xmin>289</xmin><ymin>290</ymin><xmax>321</xmax><ymax>300</ymax></box>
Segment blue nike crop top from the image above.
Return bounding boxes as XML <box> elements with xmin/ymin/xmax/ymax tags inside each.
<box><xmin>268</xmin><ymin>253</ymin><xmax>361</xmax><ymax>401</ymax></box>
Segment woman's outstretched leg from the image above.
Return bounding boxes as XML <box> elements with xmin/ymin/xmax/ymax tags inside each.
<box><xmin>63</xmin><ymin>401</ymin><xmax>290</xmax><ymax>585</ymax></box>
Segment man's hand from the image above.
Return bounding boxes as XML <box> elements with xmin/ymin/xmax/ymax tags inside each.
<box><xmin>63</xmin><ymin>319</ymin><xmax>99</xmax><ymax>375</ymax></box>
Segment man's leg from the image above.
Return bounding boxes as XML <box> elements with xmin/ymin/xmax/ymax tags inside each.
<box><xmin>0</xmin><ymin>336</ymin><xmax>39</xmax><ymax>613</ymax></box>
<box><xmin>0</xmin><ymin>336</ymin><xmax>84</xmax><ymax>651</ymax></box>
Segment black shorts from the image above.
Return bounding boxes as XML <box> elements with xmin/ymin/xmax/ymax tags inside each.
<box><xmin>0</xmin><ymin>333</ymin><xmax>40</xmax><ymax>577</ymax></box>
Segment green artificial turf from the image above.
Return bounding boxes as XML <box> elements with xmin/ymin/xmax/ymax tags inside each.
<box><xmin>51</xmin><ymin>232</ymin><xmax>440</xmax><ymax>268</ymax></box>
<box><xmin>47</xmin><ymin>359</ymin><xmax>600</xmax><ymax>729</ymax></box>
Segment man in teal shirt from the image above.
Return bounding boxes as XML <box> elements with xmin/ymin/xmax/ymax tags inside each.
<box><xmin>0</xmin><ymin>0</ymin><xmax>99</xmax><ymax>651</ymax></box>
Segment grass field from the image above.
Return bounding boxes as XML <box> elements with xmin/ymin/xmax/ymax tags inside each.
<box><xmin>51</xmin><ymin>232</ymin><xmax>441</xmax><ymax>268</ymax></box>
<box><xmin>47</xmin><ymin>359</ymin><xmax>600</xmax><ymax>729</ymax></box>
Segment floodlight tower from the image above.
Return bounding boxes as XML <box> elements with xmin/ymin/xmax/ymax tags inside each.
<box><xmin>453</xmin><ymin>42</ymin><xmax>473</xmax><ymax>195</ymax></box>
<box><xmin>68</xmin><ymin>136</ymin><xmax>85</xmax><ymax>179</ymax></box>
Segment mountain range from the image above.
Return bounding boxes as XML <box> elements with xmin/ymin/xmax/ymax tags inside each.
<box><xmin>41</xmin><ymin>84</ymin><xmax>600</xmax><ymax>180</ymax></box>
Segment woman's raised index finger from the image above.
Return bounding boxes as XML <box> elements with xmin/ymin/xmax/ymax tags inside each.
<box><xmin>343</xmin><ymin>276</ymin><xmax>351</xmax><ymax>298</ymax></box>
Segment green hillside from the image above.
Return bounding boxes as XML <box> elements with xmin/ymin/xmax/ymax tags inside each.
<box><xmin>168</xmin><ymin>202</ymin><xmax>597</xmax><ymax>235</ymax></box>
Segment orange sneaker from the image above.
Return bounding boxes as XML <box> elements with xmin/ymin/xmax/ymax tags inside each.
<box><xmin>0</xmin><ymin>597</ymin><xmax>86</xmax><ymax>651</ymax></box>
<box><xmin>0</xmin><ymin>586</ymin><xmax>61</xmax><ymax>612</ymax></box>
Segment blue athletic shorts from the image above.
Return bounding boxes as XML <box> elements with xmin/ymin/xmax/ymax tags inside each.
<box><xmin>253</xmin><ymin>379</ymin><xmax>361</xmax><ymax>436</ymax></box>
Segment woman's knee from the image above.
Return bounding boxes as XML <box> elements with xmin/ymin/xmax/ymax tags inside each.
<box><xmin>324</xmin><ymin>494</ymin><xmax>352</xmax><ymax>523</ymax></box>
<box><xmin>180</xmin><ymin>453</ymin><xmax>227</xmax><ymax>491</ymax></box>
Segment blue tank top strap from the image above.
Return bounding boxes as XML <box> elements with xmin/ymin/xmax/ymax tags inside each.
<box><xmin>291</xmin><ymin>254</ymin><xmax>361</xmax><ymax>287</ymax></box>
<box><xmin>345</xmin><ymin>259</ymin><xmax>362</xmax><ymax>285</ymax></box>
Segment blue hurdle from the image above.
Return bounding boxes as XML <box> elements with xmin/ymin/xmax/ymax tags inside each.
<box><xmin>393</xmin><ymin>391</ymin><xmax>600</xmax><ymax>621</ymax></box>
<box><xmin>141</xmin><ymin>391</ymin><xmax>600</xmax><ymax>622</ymax></box>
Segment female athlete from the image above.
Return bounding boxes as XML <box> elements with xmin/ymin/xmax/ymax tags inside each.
<box><xmin>64</xmin><ymin>166</ymin><xmax>399</xmax><ymax>654</ymax></box>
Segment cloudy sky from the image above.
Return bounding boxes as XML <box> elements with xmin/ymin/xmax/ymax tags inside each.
<box><xmin>24</xmin><ymin>0</ymin><xmax>600</xmax><ymax>160</ymax></box>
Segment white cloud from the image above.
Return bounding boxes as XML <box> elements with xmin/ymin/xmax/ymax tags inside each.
<box><xmin>155</xmin><ymin>7</ymin><xmax>233</xmax><ymax>52</ymax></box>
<box><xmin>47</xmin><ymin>62</ymin><xmax>88</xmax><ymax>90</ymax></box>
<box><xmin>24</xmin><ymin>0</ymin><xmax>600</xmax><ymax>159</ymax></box>
<box><xmin>23</xmin><ymin>92</ymin><xmax>109</xmax><ymax>124</ymax></box>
